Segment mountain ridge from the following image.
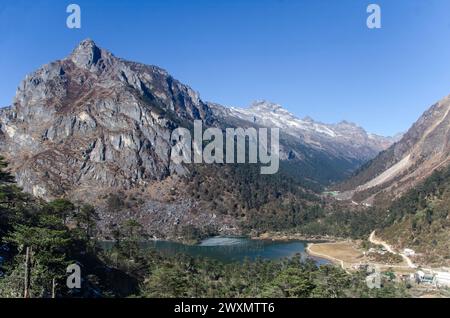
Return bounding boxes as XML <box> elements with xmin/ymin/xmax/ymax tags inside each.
<box><xmin>214</xmin><ymin>99</ymin><xmax>395</xmax><ymax>164</ymax></box>
<box><xmin>0</xmin><ymin>39</ymin><xmax>398</xmax><ymax>239</ymax></box>
<box><xmin>336</xmin><ymin>94</ymin><xmax>450</xmax><ymax>205</ymax></box>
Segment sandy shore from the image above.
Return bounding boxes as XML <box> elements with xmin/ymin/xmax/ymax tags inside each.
<box><xmin>306</xmin><ymin>242</ymin><xmax>349</xmax><ymax>268</ymax></box>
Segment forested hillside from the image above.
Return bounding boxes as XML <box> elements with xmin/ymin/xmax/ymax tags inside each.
<box><xmin>0</xmin><ymin>156</ymin><xmax>410</xmax><ymax>298</ymax></box>
<box><xmin>377</xmin><ymin>165</ymin><xmax>450</xmax><ymax>266</ymax></box>
<box><xmin>138</xmin><ymin>253</ymin><xmax>409</xmax><ymax>298</ymax></box>
<box><xmin>184</xmin><ymin>163</ymin><xmax>322</xmax><ymax>233</ymax></box>
<box><xmin>0</xmin><ymin>156</ymin><xmax>137</xmax><ymax>297</ymax></box>
<box><xmin>182</xmin><ymin>162</ymin><xmax>389</xmax><ymax>240</ymax></box>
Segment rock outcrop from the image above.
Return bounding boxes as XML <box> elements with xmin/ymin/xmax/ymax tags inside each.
<box><xmin>0</xmin><ymin>39</ymin><xmax>212</xmax><ymax>199</ymax></box>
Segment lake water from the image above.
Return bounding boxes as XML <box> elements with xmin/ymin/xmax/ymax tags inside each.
<box><xmin>103</xmin><ymin>237</ymin><xmax>330</xmax><ymax>264</ymax></box>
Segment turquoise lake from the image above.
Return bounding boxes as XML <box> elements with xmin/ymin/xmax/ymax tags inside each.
<box><xmin>103</xmin><ymin>237</ymin><xmax>330</xmax><ymax>264</ymax></box>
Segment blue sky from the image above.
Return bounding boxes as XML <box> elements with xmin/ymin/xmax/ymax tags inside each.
<box><xmin>1</xmin><ymin>0</ymin><xmax>450</xmax><ymax>136</ymax></box>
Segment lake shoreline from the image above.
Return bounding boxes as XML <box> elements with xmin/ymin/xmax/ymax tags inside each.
<box><xmin>251</xmin><ymin>232</ymin><xmax>340</xmax><ymax>243</ymax></box>
<box><xmin>100</xmin><ymin>232</ymin><xmax>340</xmax><ymax>247</ymax></box>
<box><xmin>305</xmin><ymin>242</ymin><xmax>345</xmax><ymax>267</ymax></box>
<box><xmin>99</xmin><ymin>236</ymin><xmax>333</xmax><ymax>264</ymax></box>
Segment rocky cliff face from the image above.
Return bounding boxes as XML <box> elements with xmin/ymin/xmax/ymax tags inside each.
<box><xmin>0</xmin><ymin>39</ymin><xmax>212</xmax><ymax>199</ymax></box>
<box><xmin>337</xmin><ymin>95</ymin><xmax>450</xmax><ymax>204</ymax></box>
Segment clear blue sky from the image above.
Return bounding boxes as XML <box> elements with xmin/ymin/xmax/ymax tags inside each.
<box><xmin>1</xmin><ymin>0</ymin><xmax>450</xmax><ymax>136</ymax></box>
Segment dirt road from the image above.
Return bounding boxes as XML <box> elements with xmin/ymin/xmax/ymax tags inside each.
<box><xmin>369</xmin><ymin>231</ymin><xmax>416</xmax><ymax>268</ymax></box>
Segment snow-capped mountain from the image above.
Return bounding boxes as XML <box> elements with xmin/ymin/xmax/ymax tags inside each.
<box><xmin>213</xmin><ymin>100</ymin><xmax>397</xmax><ymax>163</ymax></box>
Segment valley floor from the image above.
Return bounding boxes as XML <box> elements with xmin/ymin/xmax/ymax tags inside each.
<box><xmin>307</xmin><ymin>240</ymin><xmax>412</xmax><ymax>273</ymax></box>
<box><xmin>306</xmin><ymin>233</ymin><xmax>450</xmax><ymax>298</ymax></box>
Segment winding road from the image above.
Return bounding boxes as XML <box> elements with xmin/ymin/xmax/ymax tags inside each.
<box><xmin>369</xmin><ymin>231</ymin><xmax>416</xmax><ymax>269</ymax></box>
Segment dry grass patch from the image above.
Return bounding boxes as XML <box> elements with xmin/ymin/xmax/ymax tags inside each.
<box><xmin>308</xmin><ymin>241</ymin><xmax>365</xmax><ymax>264</ymax></box>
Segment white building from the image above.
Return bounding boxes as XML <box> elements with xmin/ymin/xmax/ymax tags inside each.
<box><xmin>415</xmin><ymin>270</ymin><xmax>435</xmax><ymax>284</ymax></box>
<box><xmin>403</xmin><ymin>248</ymin><xmax>415</xmax><ymax>257</ymax></box>
<box><xmin>434</xmin><ymin>272</ymin><xmax>450</xmax><ymax>287</ymax></box>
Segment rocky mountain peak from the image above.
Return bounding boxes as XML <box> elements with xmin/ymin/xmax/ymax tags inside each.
<box><xmin>0</xmin><ymin>39</ymin><xmax>215</xmax><ymax>199</ymax></box>
<box><xmin>249</xmin><ymin>100</ymin><xmax>283</xmax><ymax>113</ymax></box>
<box><xmin>334</xmin><ymin>120</ymin><xmax>365</xmax><ymax>134</ymax></box>
<box><xmin>337</xmin><ymin>120</ymin><xmax>357</xmax><ymax>127</ymax></box>
<box><xmin>69</xmin><ymin>39</ymin><xmax>112</xmax><ymax>71</ymax></box>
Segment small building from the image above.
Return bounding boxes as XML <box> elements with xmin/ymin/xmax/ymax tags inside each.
<box><xmin>434</xmin><ymin>272</ymin><xmax>450</xmax><ymax>287</ymax></box>
<box><xmin>352</xmin><ymin>263</ymin><xmax>369</xmax><ymax>271</ymax></box>
<box><xmin>403</xmin><ymin>248</ymin><xmax>415</xmax><ymax>257</ymax></box>
<box><xmin>415</xmin><ymin>270</ymin><xmax>435</xmax><ymax>284</ymax></box>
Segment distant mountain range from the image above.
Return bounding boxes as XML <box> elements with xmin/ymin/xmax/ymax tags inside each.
<box><xmin>213</xmin><ymin>100</ymin><xmax>399</xmax><ymax>163</ymax></box>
